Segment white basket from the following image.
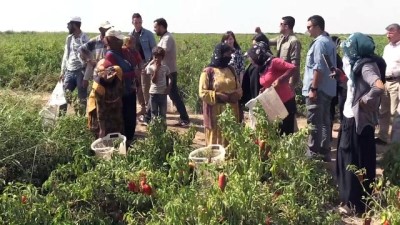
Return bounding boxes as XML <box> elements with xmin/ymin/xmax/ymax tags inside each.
<box><xmin>245</xmin><ymin>87</ymin><xmax>288</xmax><ymax>129</ymax></box>
<box><xmin>189</xmin><ymin>144</ymin><xmax>225</xmax><ymax>165</ymax></box>
<box><xmin>189</xmin><ymin>145</ymin><xmax>225</xmax><ymax>187</ymax></box>
<box><xmin>39</xmin><ymin>105</ymin><xmax>58</xmax><ymax>128</ymax></box>
<box><xmin>91</xmin><ymin>133</ymin><xmax>127</xmax><ymax>160</ymax></box>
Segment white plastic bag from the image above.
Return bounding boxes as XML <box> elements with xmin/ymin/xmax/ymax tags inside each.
<box><xmin>245</xmin><ymin>87</ymin><xmax>288</xmax><ymax>129</ymax></box>
<box><xmin>167</xmin><ymin>95</ymin><xmax>177</xmax><ymax>114</ymax></box>
<box><xmin>48</xmin><ymin>81</ymin><xmax>67</xmax><ymax>106</ymax></box>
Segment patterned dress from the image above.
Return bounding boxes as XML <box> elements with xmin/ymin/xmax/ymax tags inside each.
<box><xmin>87</xmin><ymin>66</ymin><xmax>124</xmax><ymax>138</ymax></box>
<box><xmin>229</xmin><ymin>48</ymin><xmax>245</xmax><ymax>77</ymax></box>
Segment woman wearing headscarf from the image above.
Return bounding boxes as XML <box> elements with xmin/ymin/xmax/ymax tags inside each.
<box><xmin>199</xmin><ymin>43</ymin><xmax>242</xmax><ymax>146</ymax></box>
<box><xmin>87</xmin><ymin>59</ymin><xmax>124</xmax><ymax>138</ymax></box>
<box><xmin>246</xmin><ymin>42</ymin><xmax>297</xmax><ymax>135</ymax></box>
<box><xmin>240</xmin><ymin>35</ymin><xmax>273</xmax><ymax>106</ymax></box>
<box><xmin>336</xmin><ymin>33</ymin><xmax>384</xmax><ymax>215</ymax></box>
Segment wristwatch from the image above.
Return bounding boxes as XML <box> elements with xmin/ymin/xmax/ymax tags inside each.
<box><xmin>310</xmin><ymin>87</ymin><xmax>318</xmax><ymax>92</ymax></box>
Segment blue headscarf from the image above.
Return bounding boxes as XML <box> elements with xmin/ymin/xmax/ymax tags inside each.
<box><xmin>341</xmin><ymin>32</ymin><xmax>375</xmax><ymax>82</ymax></box>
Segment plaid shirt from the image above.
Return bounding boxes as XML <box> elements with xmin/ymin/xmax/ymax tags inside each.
<box><xmin>79</xmin><ymin>35</ymin><xmax>107</xmax><ymax>80</ymax></box>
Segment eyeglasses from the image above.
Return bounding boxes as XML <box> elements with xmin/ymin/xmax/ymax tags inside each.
<box><xmin>280</xmin><ymin>23</ymin><xmax>287</xmax><ymax>26</ymax></box>
<box><xmin>307</xmin><ymin>25</ymin><xmax>315</xmax><ymax>30</ymax></box>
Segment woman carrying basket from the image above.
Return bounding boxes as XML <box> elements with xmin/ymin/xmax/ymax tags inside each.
<box><xmin>246</xmin><ymin>42</ymin><xmax>297</xmax><ymax>135</ymax></box>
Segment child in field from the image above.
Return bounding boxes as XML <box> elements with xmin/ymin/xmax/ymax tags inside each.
<box><xmin>146</xmin><ymin>47</ymin><xmax>171</xmax><ymax>123</ymax></box>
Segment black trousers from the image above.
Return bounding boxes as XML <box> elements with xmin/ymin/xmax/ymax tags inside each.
<box><xmin>280</xmin><ymin>97</ymin><xmax>297</xmax><ymax>136</ymax></box>
<box><xmin>336</xmin><ymin>117</ymin><xmax>376</xmax><ymax>213</ymax></box>
<box><xmin>122</xmin><ymin>93</ymin><xmax>136</xmax><ymax>141</ymax></box>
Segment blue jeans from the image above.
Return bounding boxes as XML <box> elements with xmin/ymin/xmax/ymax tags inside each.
<box><xmin>144</xmin><ymin>72</ymin><xmax>189</xmax><ymax>123</ymax></box>
<box><xmin>60</xmin><ymin>69</ymin><xmax>87</xmax><ymax>114</ymax></box>
<box><xmin>306</xmin><ymin>91</ymin><xmax>333</xmax><ymax>155</ymax></box>
<box><xmin>150</xmin><ymin>94</ymin><xmax>167</xmax><ymax>120</ymax></box>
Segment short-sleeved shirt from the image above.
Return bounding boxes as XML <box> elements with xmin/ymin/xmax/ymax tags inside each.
<box><xmin>158</xmin><ymin>32</ymin><xmax>177</xmax><ymax>73</ymax></box>
<box><xmin>302</xmin><ymin>34</ymin><xmax>337</xmax><ymax>97</ymax></box>
<box><xmin>146</xmin><ymin>64</ymin><xmax>170</xmax><ymax>94</ymax></box>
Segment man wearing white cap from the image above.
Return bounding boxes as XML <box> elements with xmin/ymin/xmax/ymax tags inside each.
<box><xmin>79</xmin><ymin>21</ymin><xmax>113</xmax><ymax>88</ymax></box>
<box><xmin>60</xmin><ymin>16</ymin><xmax>89</xmax><ymax>115</ymax></box>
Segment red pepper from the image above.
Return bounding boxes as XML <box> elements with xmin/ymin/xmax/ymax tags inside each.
<box><xmin>265</xmin><ymin>216</ymin><xmax>271</xmax><ymax>225</ymax></box>
<box><xmin>127</xmin><ymin>181</ymin><xmax>138</xmax><ymax>193</ymax></box>
<box><xmin>141</xmin><ymin>184</ymin><xmax>152</xmax><ymax>195</ymax></box>
<box><xmin>218</xmin><ymin>173</ymin><xmax>227</xmax><ymax>192</ymax></box>
<box><xmin>21</xmin><ymin>195</ymin><xmax>27</xmax><ymax>204</ymax></box>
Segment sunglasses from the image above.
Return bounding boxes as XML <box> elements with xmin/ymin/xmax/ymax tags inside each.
<box><xmin>280</xmin><ymin>23</ymin><xmax>287</xmax><ymax>26</ymax></box>
<box><xmin>307</xmin><ymin>25</ymin><xmax>315</xmax><ymax>30</ymax></box>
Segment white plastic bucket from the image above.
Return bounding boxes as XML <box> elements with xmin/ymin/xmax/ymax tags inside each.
<box><xmin>189</xmin><ymin>144</ymin><xmax>225</xmax><ymax>165</ymax></box>
<box><xmin>188</xmin><ymin>144</ymin><xmax>225</xmax><ymax>187</ymax></box>
<box><xmin>91</xmin><ymin>133</ymin><xmax>127</xmax><ymax>160</ymax></box>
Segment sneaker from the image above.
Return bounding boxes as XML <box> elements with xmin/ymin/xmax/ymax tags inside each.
<box><xmin>305</xmin><ymin>150</ymin><xmax>318</xmax><ymax>158</ymax></box>
<box><xmin>138</xmin><ymin>115</ymin><xmax>145</xmax><ymax>123</ymax></box>
<box><xmin>338</xmin><ymin>204</ymin><xmax>352</xmax><ymax>216</ymax></box>
<box><xmin>174</xmin><ymin>120</ymin><xmax>190</xmax><ymax>127</ymax></box>
<box><xmin>375</xmin><ymin>137</ymin><xmax>387</xmax><ymax>145</ymax></box>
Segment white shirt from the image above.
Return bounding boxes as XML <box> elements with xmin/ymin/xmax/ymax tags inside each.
<box><xmin>342</xmin><ymin>56</ymin><xmax>355</xmax><ymax>118</ymax></box>
<box><xmin>382</xmin><ymin>40</ymin><xmax>400</xmax><ymax>77</ymax></box>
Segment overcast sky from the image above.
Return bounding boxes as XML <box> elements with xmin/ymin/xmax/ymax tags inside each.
<box><xmin>1</xmin><ymin>0</ymin><xmax>398</xmax><ymax>34</ymax></box>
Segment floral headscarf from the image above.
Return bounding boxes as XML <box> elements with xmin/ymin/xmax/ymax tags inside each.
<box><xmin>246</xmin><ymin>41</ymin><xmax>273</xmax><ymax>67</ymax></box>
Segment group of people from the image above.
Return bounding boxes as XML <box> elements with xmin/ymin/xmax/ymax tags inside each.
<box><xmin>59</xmin><ymin>14</ymin><xmax>191</xmax><ymax>145</ymax></box>
<box><xmin>58</xmin><ymin>13</ymin><xmax>400</xmax><ymax>216</ymax></box>
<box><xmin>199</xmin><ymin>15</ymin><xmax>400</xmax><ymax>216</ymax></box>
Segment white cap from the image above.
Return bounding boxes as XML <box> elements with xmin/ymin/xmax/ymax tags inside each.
<box><xmin>105</xmin><ymin>28</ymin><xmax>125</xmax><ymax>40</ymax></box>
<box><xmin>70</xmin><ymin>16</ymin><xmax>81</xmax><ymax>23</ymax></box>
<box><xmin>99</xmin><ymin>21</ymin><xmax>113</xmax><ymax>29</ymax></box>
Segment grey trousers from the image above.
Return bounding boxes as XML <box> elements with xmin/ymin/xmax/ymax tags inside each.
<box><xmin>306</xmin><ymin>91</ymin><xmax>333</xmax><ymax>155</ymax></box>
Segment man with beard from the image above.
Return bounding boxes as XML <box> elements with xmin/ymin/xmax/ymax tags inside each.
<box><xmin>59</xmin><ymin>16</ymin><xmax>89</xmax><ymax>115</ymax></box>
<box><xmin>79</xmin><ymin>21</ymin><xmax>113</xmax><ymax>89</ymax></box>
<box><xmin>153</xmin><ymin>18</ymin><xmax>190</xmax><ymax>127</ymax></box>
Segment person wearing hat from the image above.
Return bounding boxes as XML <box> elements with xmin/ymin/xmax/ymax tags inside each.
<box><xmin>87</xmin><ymin>59</ymin><xmax>124</xmax><ymax>139</ymax></box>
<box><xmin>79</xmin><ymin>21</ymin><xmax>113</xmax><ymax>89</ymax></box>
<box><xmin>59</xmin><ymin>16</ymin><xmax>89</xmax><ymax>115</ymax></box>
<box><xmin>104</xmin><ymin>28</ymin><xmax>140</xmax><ymax>144</ymax></box>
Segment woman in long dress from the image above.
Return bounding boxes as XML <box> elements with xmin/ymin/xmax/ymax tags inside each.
<box><xmin>336</xmin><ymin>33</ymin><xmax>384</xmax><ymax>215</ymax></box>
<box><xmin>199</xmin><ymin>43</ymin><xmax>242</xmax><ymax>146</ymax></box>
<box><xmin>87</xmin><ymin>59</ymin><xmax>124</xmax><ymax>138</ymax></box>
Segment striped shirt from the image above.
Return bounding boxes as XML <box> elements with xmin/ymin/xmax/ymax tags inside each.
<box><xmin>61</xmin><ymin>32</ymin><xmax>89</xmax><ymax>73</ymax></box>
